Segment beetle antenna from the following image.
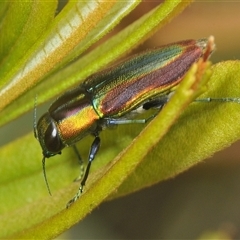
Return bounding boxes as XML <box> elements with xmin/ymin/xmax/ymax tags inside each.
<box><xmin>33</xmin><ymin>95</ymin><xmax>38</xmax><ymax>139</ymax></box>
<box><xmin>42</xmin><ymin>157</ymin><xmax>52</xmax><ymax>196</ymax></box>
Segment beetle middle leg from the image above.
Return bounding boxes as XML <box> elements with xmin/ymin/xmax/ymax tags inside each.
<box><xmin>104</xmin><ymin>96</ymin><xmax>170</xmax><ymax>126</ymax></box>
<box><xmin>67</xmin><ymin>96</ymin><xmax>169</xmax><ymax>207</ymax></box>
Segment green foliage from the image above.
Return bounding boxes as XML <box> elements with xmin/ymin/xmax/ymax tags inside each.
<box><xmin>1</xmin><ymin>1</ymin><xmax>239</xmax><ymax>239</ymax></box>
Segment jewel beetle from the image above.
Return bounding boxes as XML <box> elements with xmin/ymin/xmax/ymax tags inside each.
<box><xmin>35</xmin><ymin>37</ymin><xmax>217</xmax><ymax>207</ymax></box>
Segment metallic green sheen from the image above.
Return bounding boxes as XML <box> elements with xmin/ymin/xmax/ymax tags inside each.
<box><xmin>84</xmin><ymin>39</ymin><xmax>205</xmax><ymax>117</ymax></box>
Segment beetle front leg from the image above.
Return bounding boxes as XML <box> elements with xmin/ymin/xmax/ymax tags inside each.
<box><xmin>67</xmin><ymin>136</ymin><xmax>101</xmax><ymax>208</ymax></box>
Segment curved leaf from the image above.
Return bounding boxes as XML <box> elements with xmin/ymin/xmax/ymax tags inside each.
<box><xmin>1</xmin><ymin>62</ymin><xmax>240</xmax><ymax>238</ymax></box>
<box><xmin>114</xmin><ymin>61</ymin><xmax>240</xmax><ymax>198</ymax></box>
<box><xmin>0</xmin><ymin>59</ymin><xmax>210</xmax><ymax>239</ymax></box>
<box><xmin>0</xmin><ymin>2</ymin><xmax>33</xmax><ymax>62</ymax></box>
<box><xmin>0</xmin><ymin>1</ymin><xmax>57</xmax><ymax>81</ymax></box>
<box><xmin>0</xmin><ymin>1</ymin><xmax>8</xmax><ymax>20</ymax></box>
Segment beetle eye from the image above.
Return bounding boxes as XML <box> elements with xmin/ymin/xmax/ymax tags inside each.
<box><xmin>44</xmin><ymin>121</ymin><xmax>63</xmax><ymax>154</ymax></box>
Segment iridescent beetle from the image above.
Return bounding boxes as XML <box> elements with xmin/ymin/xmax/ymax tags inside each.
<box><xmin>35</xmin><ymin>36</ymin><xmax>225</xmax><ymax>207</ymax></box>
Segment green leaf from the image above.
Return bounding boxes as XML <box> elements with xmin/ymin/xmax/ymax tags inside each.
<box><xmin>3</xmin><ymin>60</ymin><xmax>240</xmax><ymax>239</ymax></box>
<box><xmin>0</xmin><ymin>1</ymin><xmax>57</xmax><ymax>82</ymax></box>
<box><xmin>0</xmin><ymin>59</ymin><xmax>210</xmax><ymax>239</ymax></box>
<box><xmin>114</xmin><ymin>61</ymin><xmax>240</xmax><ymax>197</ymax></box>
<box><xmin>0</xmin><ymin>0</ymin><xmax>192</xmax><ymax>127</ymax></box>
<box><xmin>2</xmin><ymin>0</ymin><xmax>230</xmax><ymax>238</ymax></box>
<box><xmin>0</xmin><ymin>1</ymin><xmax>8</xmax><ymax>20</ymax></box>
<box><xmin>1</xmin><ymin>61</ymin><xmax>240</xmax><ymax>238</ymax></box>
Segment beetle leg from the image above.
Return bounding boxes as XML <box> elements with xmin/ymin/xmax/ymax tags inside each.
<box><xmin>67</xmin><ymin>136</ymin><xmax>101</xmax><ymax>208</ymax></box>
<box><xmin>102</xmin><ymin>111</ymin><xmax>157</xmax><ymax>126</ymax></box>
<box><xmin>72</xmin><ymin>145</ymin><xmax>85</xmax><ymax>182</ymax></box>
<box><xmin>142</xmin><ymin>96</ymin><xmax>169</xmax><ymax>110</ymax></box>
<box><xmin>103</xmin><ymin>96</ymin><xmax>170</xmax><ymax>126</ymax></box>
